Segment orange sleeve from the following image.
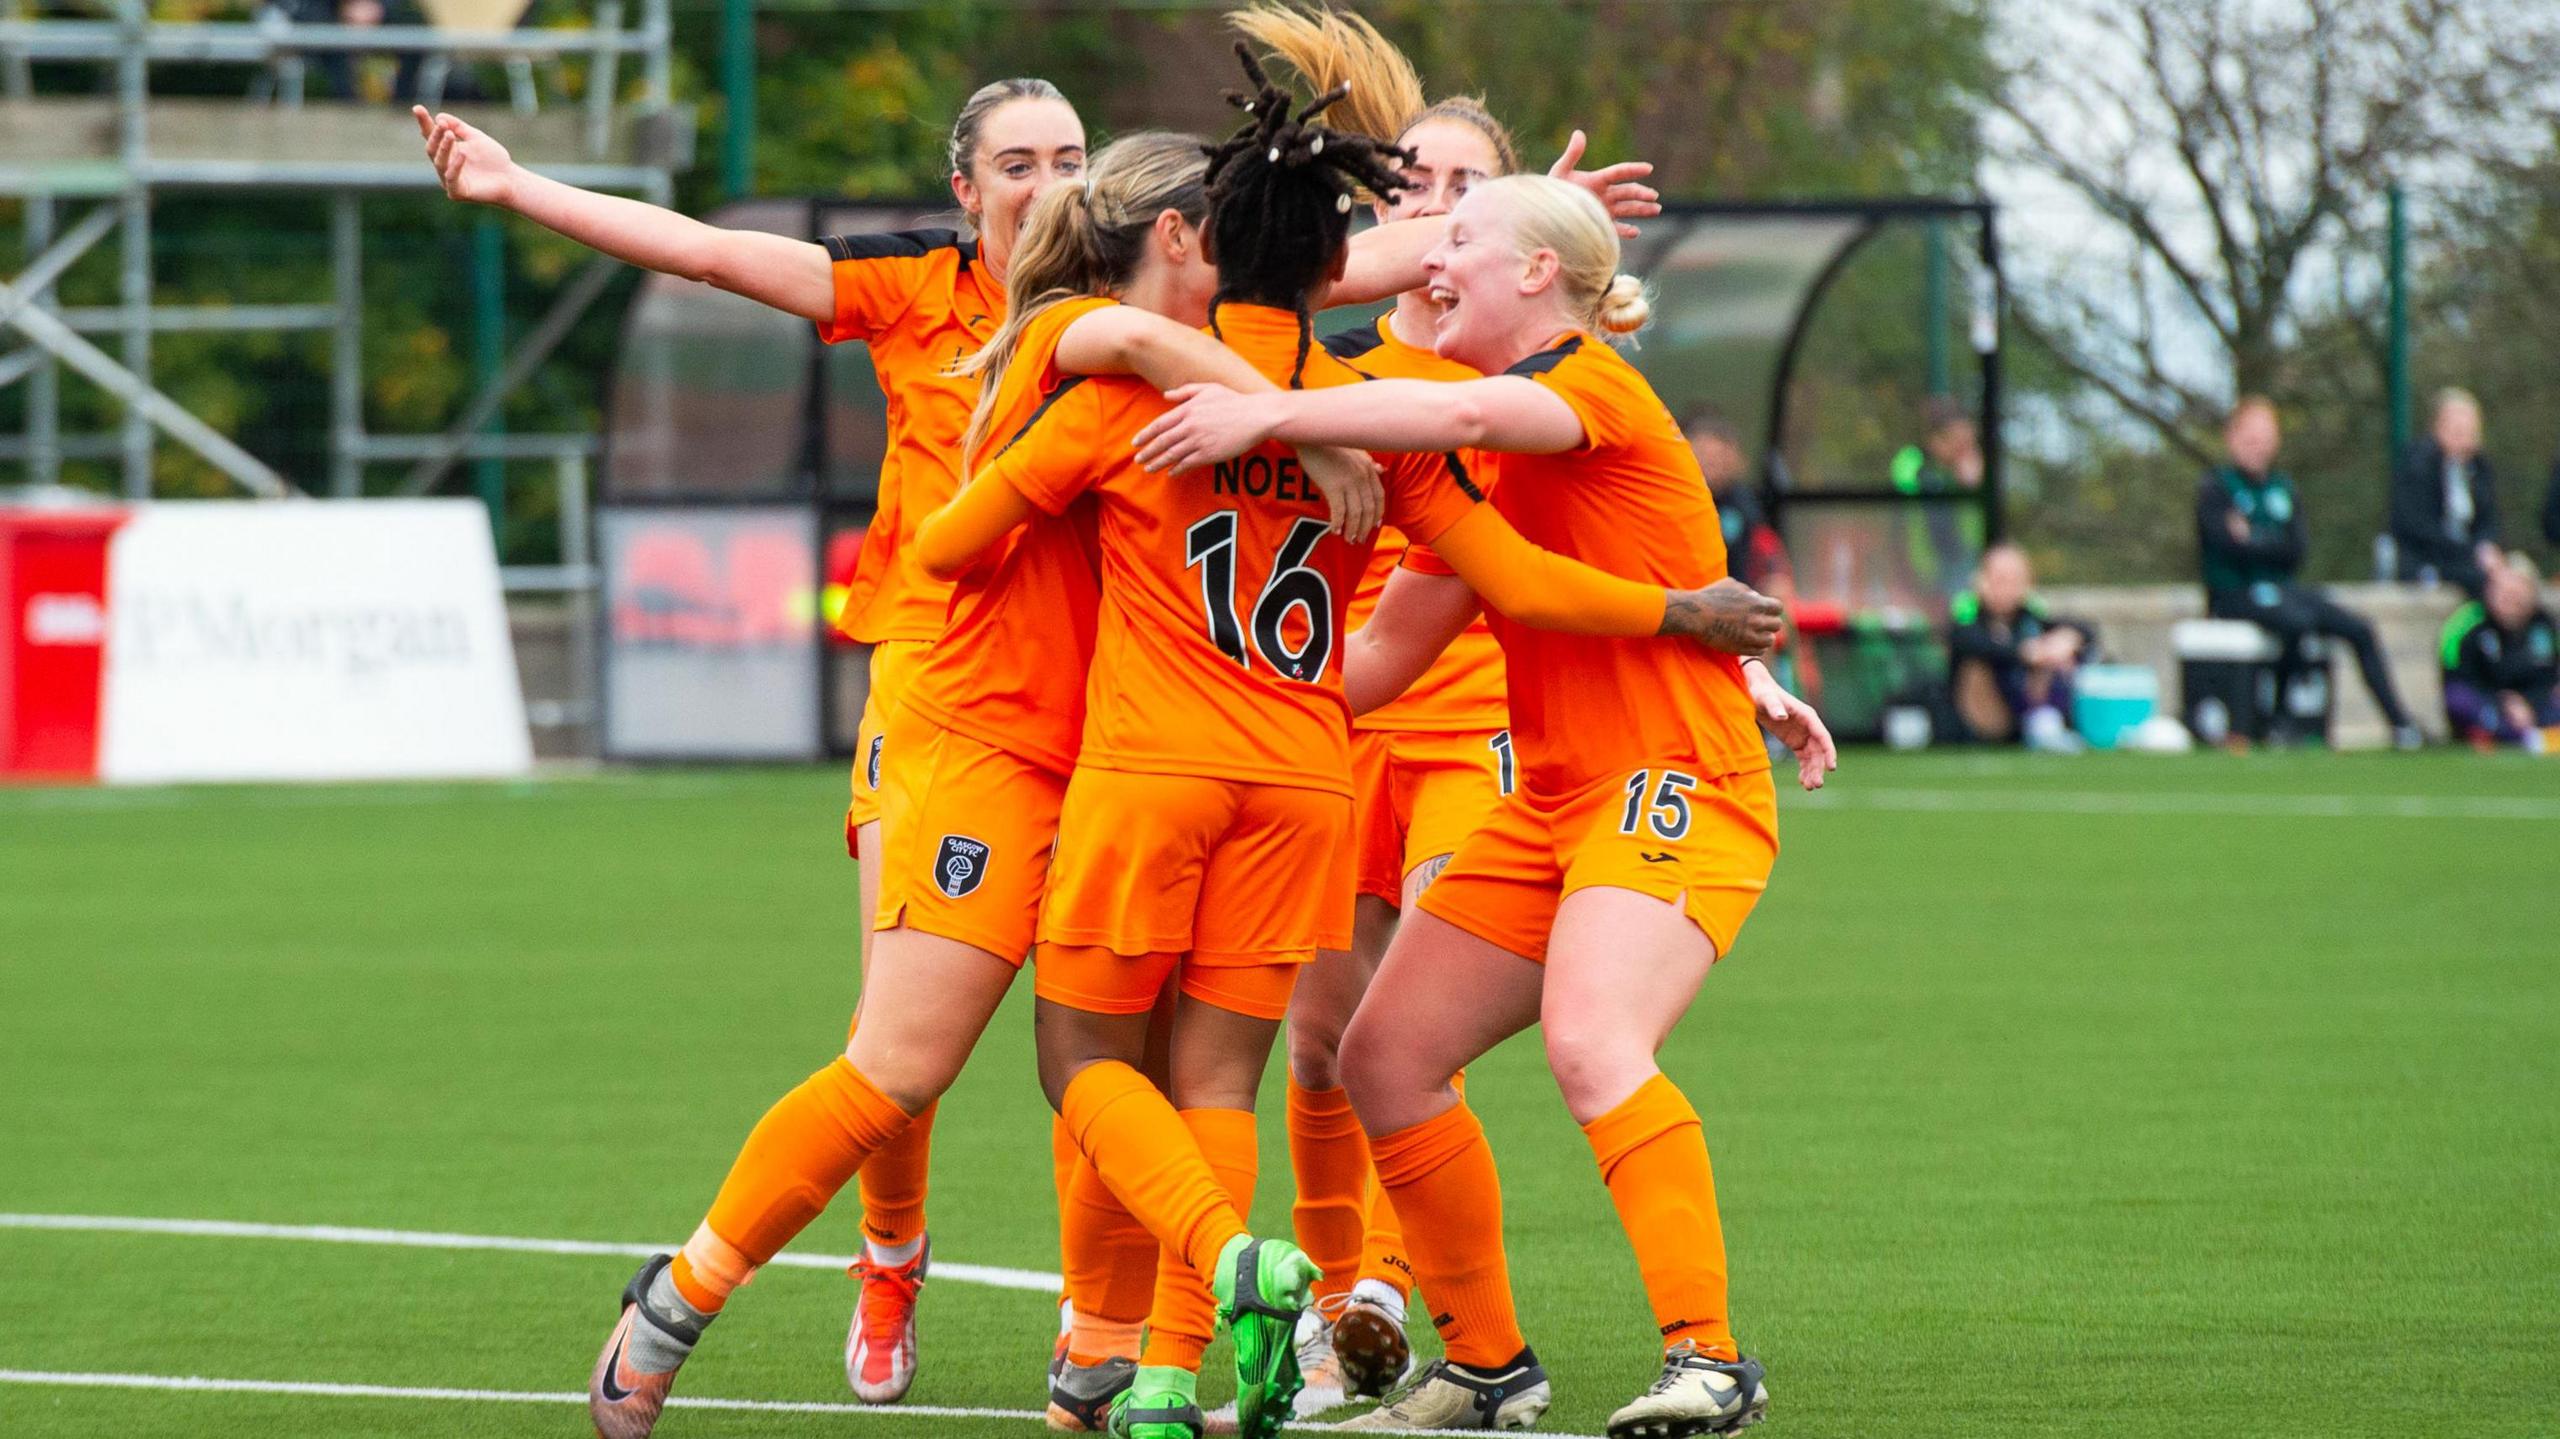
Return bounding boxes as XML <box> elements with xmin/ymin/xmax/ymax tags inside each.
<box><xmin>1518</xmin><ymin>348</ymin><xmax>1645</xmax><ymax>455</ymax></box>
<box><xmin>1401</xmin><ymin>544</ymin><xmax>1457</xmax><ymax>578</ymax></box>
<box><xmin>1424</xmin><ymin>505</ymin><xmax>1666</xmax><ymax>637</ymax></box>
<box><xmin>977</xmin><ymin>380</ymin><xmax>1106</xmax><ymax>517</ymax></box>
<box><xmin>1380</xmin><ymin>448</ymin><xmax>1485</xmax><ymax>549</ymax></box>
<box><xmin>914</xmin><ymin>467</ymin><xmax>1043</xmax><ymax>582</ymax></box>
<box><xmin>813</xmin><ymin>233</ymin><xmax>946</xmax><ymax>344</ymax></box>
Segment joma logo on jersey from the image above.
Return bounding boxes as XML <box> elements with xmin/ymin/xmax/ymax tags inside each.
<box><xmin>934</xmin><ymin>835</ymin><xmax>991</xmax><ymax>898</ymax></box>
<box><xmin>866</xmin><ymin>735</ymin><xmax>884</xmax><ymax>790</ymax></box>
<box><xmin>1211</xmin><ymin>454</ymin><xmax>1323</xmax><ymax>504</ymax></box>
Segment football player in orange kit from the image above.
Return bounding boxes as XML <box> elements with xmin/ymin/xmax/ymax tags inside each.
<box><xmin>914</xmin><ymin>54</ymin><xmax>1781</xmax><ymax>1439</ymax></box>
<box><xmin>1223</xmin><ymin>6</ymin><xmax>1659</xmax><ymax>1405</ymax></box>
<box><xmin>1134</xmin><ymin>172</ymin><xmax>1837</xmax><ymax>1436</ymax></box>
<box><xmin>419</xmin><ymin>82</ymin><xmax>1093</xmax><ymax>1405</ymax></box>
<box><xmin>418</xmin><ymin>85</ymin><xmax>1518</xmax><ymax>1429</ymax></box>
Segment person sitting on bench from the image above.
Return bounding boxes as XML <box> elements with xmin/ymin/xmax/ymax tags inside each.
<box><xmin>2441</xmin><ymin>556</ymin><xmax>2559</xmax><ymax>754</ymax></box>
<box><xmin>1947</xmin><ymin>544</ymin><xmax>2093</xmax><ymax>752</ymax></box>
<box><xmin>2198</xmin><ymin>396</ymin><xmax>2423</xmax><ymax>750</ymax></box>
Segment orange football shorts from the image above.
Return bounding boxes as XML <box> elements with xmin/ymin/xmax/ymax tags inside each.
<box><xmin>1418</xmin><ymin>761</ymin><xmax>1777</xmax><ymax>963</ymax></box>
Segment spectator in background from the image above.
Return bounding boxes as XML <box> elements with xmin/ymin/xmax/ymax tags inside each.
<box><xmin>2390</xmin><ymin>388</ymin><xmax>2501</xmax><ymax>593</ymax></box>
<box><xmin>2200</xmin><ymin>396</ymin><xmax>2425</xmax><ymax>749</ymax></box>
<box><xmin>2440</xmin><ymin>555</ymin><xmax>2559</xmax><ymax>754</ymax></box>
<box><xmin>1947</xmin><ymin>543</ymin><xmax>2092</xmax><ymax>752</ymax></box>
<box><xmin>1889</xmin><ymin>396</ymin><xmax>1986</xmax><ymax>596</ymax></box>
<box><xmin>1687</xmin><ymin>405</ymin><xmax>1820</xmax><ymax>701</ymax></box>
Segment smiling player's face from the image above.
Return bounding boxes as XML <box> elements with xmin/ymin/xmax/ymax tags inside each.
<box><xmin>954</xmin><ymin>98</ymin><xmax>1086</xmax><ymax>275</ymax></box>
<box><xmin>1421</xmin><ymin>187</ymin><xmax>1547</xmax><ymax>372</ymax></box>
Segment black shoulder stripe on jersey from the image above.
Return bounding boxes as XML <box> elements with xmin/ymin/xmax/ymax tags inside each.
<box><xmin>1503</xmin><ymin>335</ymin><xmax>1584</xmax><ymax>377</ymax></box>
<box><xmin>1321</xmin><ymin>325</ymin><xmax>1388</xmax><ymax>362</ymax></box>
<box><xmin>821</xmin><ymin>228</ymin><xmax>969</xmax><ymax>264</ymax></box>
<box><xmin>993</xmin><ymin>375</ymin><xmax>1090</xmax><ymax>461</ymax></box>
<box><xmin>1442</xmin><ymin>450</ymin><xmax>1484</xmax><ymax>502</ymax></box>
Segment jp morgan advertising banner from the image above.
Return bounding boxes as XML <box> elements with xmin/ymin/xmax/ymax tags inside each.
<box><xmin>599</xmin><ymin>506</ymin><xmax>821</xmax><ymax>759</ymax></box>
<box><xmin>97</xmin><ymin>500</ymin><xmax>533</xmax><ymax>784</ymax></box>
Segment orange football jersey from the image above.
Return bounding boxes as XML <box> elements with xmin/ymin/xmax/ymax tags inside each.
<box><xmin>1320</xmin><ymin>315</ymin><xmax>1508</xmax><ymax>734</ymax></box>
<box><xmin>1467</xmin><ymin>333</ymin><xmax>1768</xmax><ymax>795</ymax></box>
<box><xmin>896</xmin><ymin>295</ymin><xmax>1113</xmax><ymax>778</ymax></box>
<box><xmin>975</xmin><ymin>304</ymin><xmax>1480</xmax><ymax>796</ymax></box>
<box><xmin>817</xmin><ymin>230</ymin><xmax>1006</xmax><ymax>645</ymax></box>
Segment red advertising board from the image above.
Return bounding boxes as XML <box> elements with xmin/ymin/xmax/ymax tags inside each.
<box><xmin>1</xmin><ymin>506</ymin><xmax>129</xmax><ymax>781</ymax></box>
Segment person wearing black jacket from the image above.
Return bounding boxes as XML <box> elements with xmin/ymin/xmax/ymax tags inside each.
<box><xmin>2440</xmin><ymin>558</ymin><xmax>2559</xmax><ymax>752</ymax></box>
<box><xmin>2199</xmin><ymin>398</ymin><xmax>2423</xmax><ymax>748</ymax></box>
<box><xmin>2389</xmin><ymin>389</ymin><xmax>2500</xmax><ymax>592</ymax></box>
<box><xmin>1946</xmin><ymin>543</ymin><xmax>2093</xmax><ymax>751</ymax></box>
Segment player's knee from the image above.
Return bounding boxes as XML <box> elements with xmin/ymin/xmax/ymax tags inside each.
<box><xmin>1290</xmin><ymin>1013</ymin><xmax>1351</xmax><ymax>1080</ymax></box>
<box><xmin>1336</xmin><ymin>1010</ymin><xmax>1398</xmax><ymax>1114</ymax></box>
<box><xmin>1287</xmin><ymin>1004</ymin><xmax>1347</xmax><ymax>1088</ymax></box>
<box><xmin>1543</xmin><ymin>1022</ymin><xmax>1646</xmax><ymax>1124</ymax></box>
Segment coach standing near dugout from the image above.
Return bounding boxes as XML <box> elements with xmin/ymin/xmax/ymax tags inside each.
<box><xmin>2198</xmin><ymin>397</ymin><xmax>2425</xmax><ymax>750</ymax></box>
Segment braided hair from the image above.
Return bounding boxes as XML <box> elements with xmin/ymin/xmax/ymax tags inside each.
<box><xmin>1199</xmin><ymin>43</ymin><xmax>1413</xmax><ymax>386</ymax></box>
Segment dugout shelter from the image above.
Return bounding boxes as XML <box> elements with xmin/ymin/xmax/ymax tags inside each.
<box><xmin>595</xmin><ymin>197</ymin><xmax>2003</xmax><ymax>759</ymax></box>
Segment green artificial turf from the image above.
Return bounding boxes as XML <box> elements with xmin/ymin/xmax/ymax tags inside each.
<box><xmin>2</xmin><ymin>752</ymin><xmax>2554</xmax><ymax>1437</ymax></box>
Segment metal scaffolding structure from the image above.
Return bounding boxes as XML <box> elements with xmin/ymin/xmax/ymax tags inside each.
<box><xmin>0</xmin><ymin>0</ymin><xmax>684</xmax><ymax>502</ymax></box>
<box><xmin>1</xmin><ymin>1</ymin><xmax>689</xmax><ymax>744</ymax></box>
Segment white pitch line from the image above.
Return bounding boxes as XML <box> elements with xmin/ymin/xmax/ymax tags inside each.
<box><xmin>0</xmin><ymin>1370</ymin><xmax>1604</xmax><ymax>1437</ymax></box>
<box><xmin>1788</xmin><ymin>785</ymin><xmax>2560</xmax><ymax>822</ymax></box>
<box><xmin>0</xmin><ymin>1213</ymin><xmax>1059</xmax><ymax>1294</ymax></box>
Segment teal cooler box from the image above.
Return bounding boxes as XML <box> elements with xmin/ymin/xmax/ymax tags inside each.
<box><xmin>2073</xmin><ymin>665</ymin><xmax>2157</xmax><ymax>749</ymax></box>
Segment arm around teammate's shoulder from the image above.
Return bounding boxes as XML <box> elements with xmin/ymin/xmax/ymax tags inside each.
<box><xmin>1132</xmin><ymin>375</ymin><xmax>1584</xmax><ymax>472</ymax></box>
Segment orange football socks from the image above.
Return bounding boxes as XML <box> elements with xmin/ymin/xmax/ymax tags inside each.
<box><xmin>1140</xmin><ymin>1107</ymin><xmax>1259</xmax><ymax>1371</ymax></box>
<box><xmin>856</xmin><ymin>1098</ymin><xmax>935</xmax><ymax>1253</ymax></box>
<box><xmin>1367</xmin><ymin>1100</ymin><xmax>1524</xmax><ymax>1368</ymax></box>
<box><xmin>1353</xmin><ymin>1178</ymin><xmax>1415</xmax><ymax>1300</ymax></box>
<box><xmin>1060</xmin><ymin>1060</ymin><xmax>1248</xmax><ymax>1280</ymax></box>
<box><xmin>1582</xmin><ymin>1073</ymin><xmax>1735</xmax><ymax>1360</ymax></box>
<box><xmin>1059</xmin><ymin>1146</ymin><xmax>1155</xmax><ymax>1363</ymax></box>
<box><xmin>1286</xmin><ymin>1079</ymin><xmax>1370</xmax><ymax>1304</ymax></box>
<box><xmin>670</xmin><ymin>1056</ymin><xmax>914</xmax><ymax>1314</ymax></box>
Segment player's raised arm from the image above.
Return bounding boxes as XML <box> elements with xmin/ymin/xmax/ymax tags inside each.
<box><xmin>1054</xmin><ymin>306</ymin><xmax>1383</xmax><ymax>540</ymax></box>
<box><xmin>1133</xmin><ymin>374</ymin><xmax>1581</xmax><ymax>472</ymax></box>
<box><xmin>1328</xmin><ymin>137</ymin><xmax>1658</xmax><ymax>303</ymax></box>
<box><xmin>414</xmin><ymin>106</ymin><xmax>836</xmax><ymax>324</ymax></box>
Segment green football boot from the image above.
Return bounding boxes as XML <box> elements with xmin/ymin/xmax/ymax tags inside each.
<box><xmin>1107</xmin><ymin>1365</ymin><xmax>1205</xmax><ymax>1439</ymax></box>
<box><xmin>1214</xmin><ymin>1234</ymin><xmax>1321</xmax><ymax>1439</ymax></box>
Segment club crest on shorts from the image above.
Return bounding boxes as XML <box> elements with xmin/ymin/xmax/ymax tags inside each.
<box><xmin>934</xmin><ymin>835</ymin><xmax>991</xmax><ymax>899</ymax></box>
<box><xmin>866</xmin><ymin>735</ymin><xmax>884</xmax><ymax>790</ymax></box>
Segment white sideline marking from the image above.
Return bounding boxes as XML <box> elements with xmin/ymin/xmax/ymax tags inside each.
<box><xmin>1789</xmin><ymin>786</ymin><xmax>2560</xmax><ymax>822</ymax></box>
<box><xmin>0</xmin><ymin>1370</ymin><xmax>1600</xmax><ymax>1436</ymax></box>
<box><xmin>0</xmin><ymin>1213</ymin><xmax>1060</xmax><ymax>1294</ymax></box>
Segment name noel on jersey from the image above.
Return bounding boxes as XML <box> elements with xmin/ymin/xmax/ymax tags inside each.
<box><xmin>1212</xmin><ymin>454</ymin><xmax>1324</xmax><ymax>506</ymax></box>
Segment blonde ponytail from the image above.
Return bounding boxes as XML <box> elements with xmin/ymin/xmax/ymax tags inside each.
<box><xmin>956</xmin><ymin>132</ymin><xmax>1209</xmax><ymax>467</ymax></box>
<box><xmin>1226</xmin><ymin>2</ymin><xmax>1422</xmax><ymax>143</ymax></box>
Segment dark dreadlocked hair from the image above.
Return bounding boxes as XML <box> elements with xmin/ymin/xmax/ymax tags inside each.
<box><xmin>1200</xmin><ymin>42</ymin><xmax>1414</xmax><ymax>386</ymax></box>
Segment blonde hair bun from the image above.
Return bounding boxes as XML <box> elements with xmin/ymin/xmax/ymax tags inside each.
<box><xmin>1596</xmin><ymin>273</ymin><xmax>1650</xmax><ymax>335</ymax></box>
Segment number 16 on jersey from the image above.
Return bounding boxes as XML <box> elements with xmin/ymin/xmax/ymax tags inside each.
<box><xmin>1185</xmin><ymin>510</ymin><xmax>1337</xmax><ymax>683</ymax></box>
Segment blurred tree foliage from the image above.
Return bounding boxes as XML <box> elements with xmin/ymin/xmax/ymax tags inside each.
<box><xmin>1992</xmin><ymin>0</ymin><xmax>2560</xmax><ymax>585</ymax></box>
<box><xmin>2</xmin><ymin>0</ymin><xmax>1996</xmax><ymax>561</ymax></box>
